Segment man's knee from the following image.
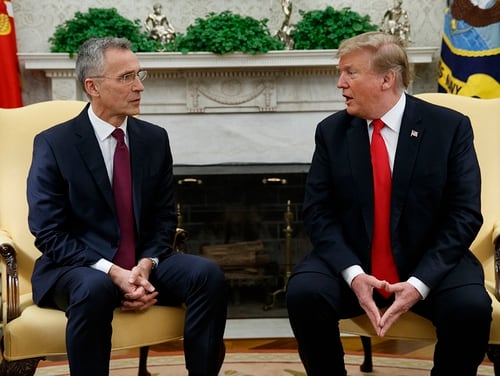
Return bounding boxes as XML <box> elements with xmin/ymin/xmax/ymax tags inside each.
<box><xmin>189</xmin><ymin>256</ymin><xmax>227</xmax><ymax>296</ymax></box>
<box><xmin>286</xmin><ymin>273</ymin><xmax>322</xmax><ymax>314</ymax></box>
<box><xmin>435</xmin><ymin>286</ymin><xmax>492</xmax><ymax>328</ymax></box>
<box><xmin>202</xmin><ymin>258</ymin><xmax>225</xmax><ymax>283</ymax></box>
<box><xmin>456</xmin><ymin>290</ymin><xmax>492</xmax><ymax>325</ymax></box>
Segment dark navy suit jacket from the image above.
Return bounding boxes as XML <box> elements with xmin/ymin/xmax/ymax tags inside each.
<box><xmin>298</xmin><ymin>94</ymin><xmax>485</xmax><ymax>292</ymax></box>
<box><xmin>27</xmin><ymin>104</ymin><xmax>177</xmax><ymax>305</ymax></box>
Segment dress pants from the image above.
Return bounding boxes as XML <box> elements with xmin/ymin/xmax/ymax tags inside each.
<box><xmin>286</xmin><ymin>268</ymin><xmax>492</xmax><ymax>376</ymax></box>
<box><xmin>47</xmin><ymin>252</ymin><xmax>227</xmax><ymax>376</ymax></box>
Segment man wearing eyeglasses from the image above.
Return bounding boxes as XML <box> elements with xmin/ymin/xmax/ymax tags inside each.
<box><xmin>26</xmin><ymin>37</ymin><xmax>227</xmax><ymax>376</ymax></box>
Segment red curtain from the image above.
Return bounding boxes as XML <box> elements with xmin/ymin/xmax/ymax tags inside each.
<box><xmin>0</xmin><ymin>0</ymin><xmax>22</xmax><ymax>108</ymax></box>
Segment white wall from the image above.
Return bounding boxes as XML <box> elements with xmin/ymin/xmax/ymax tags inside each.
<box><xmin>13</xmin><ymin>0</ymin><xmax>446</xmax><ymax>52</ymax></box>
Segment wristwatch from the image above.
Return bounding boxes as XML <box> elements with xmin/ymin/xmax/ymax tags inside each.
<box><xmin>149</xmin><ymin>257</ymin><xmax>159</xmax><ymax>270</ymax></box>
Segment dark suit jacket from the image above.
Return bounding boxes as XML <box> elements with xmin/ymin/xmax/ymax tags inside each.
<box><xmin>298</xmin><ymin>94</ymin><xmax>485</xmax><ymax>292</ymax></box>
<box><xmin>27</xmin><ymin>104</ymin><xmax>177</xmax><ymax>305</ymax></box>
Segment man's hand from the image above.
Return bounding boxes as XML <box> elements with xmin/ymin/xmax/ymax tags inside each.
<box><xmin>108</xmin><ymin>261</ymin><xmax>158</xmax><ymax>311</ymax></box>
<box><xmin>352</xmin><ymin>274</ymin><xmax>422</xmax><ymax>336</ymax></box>
<box><xmin>351</xmin><ymin>273</ymin><xmax>388</xmax><ymax>334</ymax></box>
<box><xmin>128</xmin><ymin>258</ymin><xmax>156</xmax><ymax>293</ymax></box>
<box><xmin>377</xmin><ymin>281</ymin><xmax>422</xmax><ymax>336</ymax></box>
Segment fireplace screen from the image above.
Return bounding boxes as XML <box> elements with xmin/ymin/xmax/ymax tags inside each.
<box><xmin>173</xmin><ymin>169</ymin><xmax>311</xmax><ymax>318</ymax></box>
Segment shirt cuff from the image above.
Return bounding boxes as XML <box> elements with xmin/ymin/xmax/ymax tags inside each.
<box><xmin>342</xmin><ymin>266</ymin><xmax>430</xmax><ymax>300</ymax></box>
<box><xmin>91</xmin><ymin>258</ymin><xmax>114</xmax><ymax>274</ymax></box>
<box><xmin>341</xmin><ymin>265</ymin><xmax>365</xmax><ymax>287</ymax></box>
<box><xmin>408</xmin><ymin>276</ymin><xmax>430</xmax><ymax>300</ymax></box>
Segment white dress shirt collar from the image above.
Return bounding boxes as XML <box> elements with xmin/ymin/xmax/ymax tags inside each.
<box><xmin>366</xmin><ymin>92</ymin><xmax>406</xmax><ymax>173</ymax></box>
<box><xmin>366</xmin><ymin>92</ymin><xmax>406</xmax><ymax>133</ymax></box>
<box><xmin>87</xmin><ymin>105</ymin><xmax>128</xmax><ymax>141</ymax></box>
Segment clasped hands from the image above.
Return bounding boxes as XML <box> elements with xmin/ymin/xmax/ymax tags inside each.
<box><xmin>351</xmin><ymin>273</ymin><xmax>422</xmax><ymax>337</ymax></box>
<box><xmin>109</xmin><ymin>258</ymin><xmax>158</xmax><ymax>311</ymax></box>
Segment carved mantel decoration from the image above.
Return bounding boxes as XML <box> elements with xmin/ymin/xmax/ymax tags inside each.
<box><xmin>185</xmin><ymin>71</ymin><xmax>278</xmax><ymax>113</ymax></box>
<box><xmin>19</xmin><ymin>48</ymin><xmax>437</xmax><ymax>116</ymax></box>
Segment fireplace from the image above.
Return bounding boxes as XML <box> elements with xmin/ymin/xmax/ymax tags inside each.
<box><xmin>173</xmin><ymin>164</ymin><xmax>312</xmax><ymax>318</ymax></box>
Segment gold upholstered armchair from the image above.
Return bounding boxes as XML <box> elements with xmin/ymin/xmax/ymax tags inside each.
<box><xmin>339</xmin><ymin>93</ymin><xmax>500</xmax><ymax>374</ymax></box>
<box><xmin>0</xmin><ymin>101</ymin><xmax>186</xmax><ymax>375</ymax></box>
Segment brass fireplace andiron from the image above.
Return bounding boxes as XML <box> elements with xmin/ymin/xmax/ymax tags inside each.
<box><xmin>263</xmin><ymin>200</ymin><xmax>293</xmax><ymax>310</ymax></box>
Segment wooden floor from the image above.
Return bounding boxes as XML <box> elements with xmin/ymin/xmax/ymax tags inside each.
<box><xmin>152</xmin><ymin>336</ymin><xmax>436</xmax><ymax>359</ymax></box>
<box><xmin>153</xmin><ymin>336</ymin><xmax>495</xmax><ymax>368</ymax></box>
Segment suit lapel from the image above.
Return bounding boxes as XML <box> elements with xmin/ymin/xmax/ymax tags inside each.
<box><xmin>127</xmin><ymin>117</ymin><xmax>146</xmax><ymax>228</ymax></box>
<box><xmin>347</xmin><ymin>117</ymin><xmax>374</xmax><ymax>238</ymax></box>
<box><xmin>392</xmin><ymin>95</ymin><xmax>424</xmax><ymax>226</ymax></box>
<box><xmin>73</xmin><ymin>108</ymin><xmax>116</xmax><ymax>212</ymax></box>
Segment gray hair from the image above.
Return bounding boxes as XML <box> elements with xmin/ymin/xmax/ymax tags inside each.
<box><xmin>337</xmin><ymin>31</ymin><xmax>412</xmax><ymax>91</ymax></box>
<box><xmin>75</xmin><ymin>37</ymin><xmax>132</xmax><ymax>92</ymax></box>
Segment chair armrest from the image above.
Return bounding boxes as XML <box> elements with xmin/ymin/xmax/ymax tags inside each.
<box><xmin>173</xmin><ymin>228</ymin><xmax>188</xmax><ymax>253</ymax></box>
<box><xmin>493</xmin><ymin>221</ymin><xmax>500</xmax><ymax>301</ymax></box>
<box><xmin>0</xmin><ymin>226</ymin><xmax>187</xmax><ymax>323</ymax></box>
<box><xmin>0</xmin><ymin>230</ymin><xmax>20</xmax><ymax>322</ymax></box>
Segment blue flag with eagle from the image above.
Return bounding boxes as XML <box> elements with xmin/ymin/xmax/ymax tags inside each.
<box><xmin>438</xmin><ymin>0</ymin><xmax>500</xmax><ymax>98</ymax></box>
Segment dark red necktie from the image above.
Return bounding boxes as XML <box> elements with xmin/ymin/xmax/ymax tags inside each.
<box><xmin>370</xmin><ymin>119</ymin><xmax>399</xmax><ymax>298</ymax></box>
<box><xmin>111</xmin><ymin>128</ymin><xmax>136</xmax><ymax>269</ymax></box>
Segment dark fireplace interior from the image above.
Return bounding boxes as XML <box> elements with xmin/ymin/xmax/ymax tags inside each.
<box><xmin>173</xmin><ymin>165</ymin><xmax>311</xmax><ymax>318</ymax></box>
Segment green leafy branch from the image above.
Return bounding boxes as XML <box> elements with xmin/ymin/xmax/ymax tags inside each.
<box><xmin>49</xmin><ymin>8</ymin><xmax>163</xmax><ymax>56</ymax></box>
<box><xmin>291</xmin><ymin>7</ymin><xmax>378</xmax><ymax>50</ymax></box>
<box><xmin>171</xmin><ymin>11</ymin><xmax>285</xmax><ymax>54</ymax></box>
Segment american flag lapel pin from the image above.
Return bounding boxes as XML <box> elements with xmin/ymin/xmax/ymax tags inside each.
<box><xmin>410</xmin><ymin>129</ymin><xmax>419</xmax><ymax>138</ymax></box>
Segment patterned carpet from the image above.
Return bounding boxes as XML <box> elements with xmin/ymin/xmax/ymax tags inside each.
<box><xmin>34</xmin><ymin>351</ymin><xmax>495</xmax><ymax>375</ymax></box>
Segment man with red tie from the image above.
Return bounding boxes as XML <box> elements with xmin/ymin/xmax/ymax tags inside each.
<box><xmin>27</xmin><ymin>37</ymin><xmax>227</xmax><ymax>376</ymax></box>
<box><xmin>286</xmin><ymin>31</ymin><xmax>491</xmax><ymax>375</ymax></box>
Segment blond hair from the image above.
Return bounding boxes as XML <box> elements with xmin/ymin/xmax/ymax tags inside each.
<box><xmin>337</xmin><ymin>31</ymin><xmax>412</xmax><ymax>91</ymax></box>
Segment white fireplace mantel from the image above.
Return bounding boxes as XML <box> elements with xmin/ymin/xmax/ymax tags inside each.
<box><xmin>20</xmin><ymin>47</ymin><xmax>438</xmax><ymax>70</ymax></box>
<box><xmin>19</xmin><ymin>48</ymin><xmax>438</xmax><ymax>114</ymax></box>
<box><xmin>18</xmin><ymin>48</ymin><xmax>438</xmax><ymax>166</ymax></box>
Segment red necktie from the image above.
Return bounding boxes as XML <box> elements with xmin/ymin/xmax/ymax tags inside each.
<box><xmin>111</xmin><ymin>128</ymin><xmax>136</xmax><ymax>269</ymax></box>
<box><xmin>370</xmin><ymin>119</ymin><xmax>399</xmax><ymax>298</ymax></box>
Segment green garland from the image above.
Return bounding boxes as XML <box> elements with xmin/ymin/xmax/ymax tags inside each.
<box><xmin>291</xmin><ymin>7</ymin><xmax>378</xmax><ymax>50</ymax></box>
<box><xmin>49</xmin><ymin>8</ymin><xmax>163</xmax><ymax>56</ymax></box>
<box><xmin>170</xmin><ymin>11</ymin><xmax>285</xmax><ymax>54</ymax></box>
<box><xmin>49</xmin><ymin>7</ymin><xmax>377</xmax><ymax>55</ymax></box>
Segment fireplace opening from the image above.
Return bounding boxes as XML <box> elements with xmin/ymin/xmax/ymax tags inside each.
<box><xmin>173</xmin><ymin>165</ymin><xmax>312</xmax><ymax>318</ymax></box>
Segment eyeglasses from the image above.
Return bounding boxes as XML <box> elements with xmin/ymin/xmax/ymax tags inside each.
<box><xmin>91</xmin><ymin>70</ymin><xmax>148</xmax><ymax>85</ymax></box>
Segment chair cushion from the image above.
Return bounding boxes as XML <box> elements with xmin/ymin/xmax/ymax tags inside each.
<box><xmin>340</xmin><ymin>287</ymin><xmax>500</xmax><ymax>344</ymax></box>
<box><xmin>3</xmin><ymin>294</ymin><xmax>185</xmax><ymax>361</ymax></box>
<box><xmin>340</xmin><ymin>310</ymin><xmax>436</xmax><ymax>342</ymax></box>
